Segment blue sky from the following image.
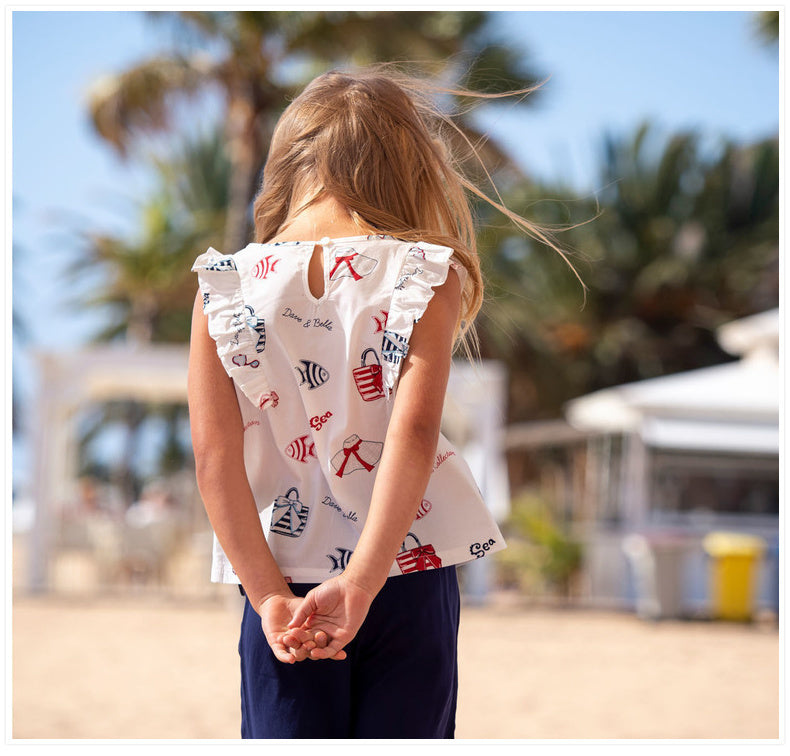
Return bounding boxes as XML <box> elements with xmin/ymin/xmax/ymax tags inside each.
<box><xmin>8</xmin><ymin>9</ymin><xmax>780</xmax><ymax>487</ymax></box>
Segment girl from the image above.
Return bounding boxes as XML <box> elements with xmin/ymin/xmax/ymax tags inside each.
<box><xmin>188</xmin><ymin>67</ymin><xmax>572</xmax><ymax>739</ymax></box>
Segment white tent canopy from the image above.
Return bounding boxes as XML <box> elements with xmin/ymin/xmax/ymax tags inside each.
<box><xmin>564</xmin><ymin>309</ymin><xmax>779</xmax><ymax>455</ymax></box>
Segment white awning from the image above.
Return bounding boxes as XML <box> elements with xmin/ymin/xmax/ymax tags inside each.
<box><xmin>641</xmin><ymin>415</ymin><xmax>779</xmax><ymax>455</ymax></box>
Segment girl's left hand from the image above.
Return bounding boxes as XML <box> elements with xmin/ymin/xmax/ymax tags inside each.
<box><xmin>260</xmin><ymin>593</ymin><xmax>342</xmax><ymax>663</ymax></box>
<box><xmin>287</xmin><ymin>575</ymin><xmax>376</xmax><ymax>660</ymax></box>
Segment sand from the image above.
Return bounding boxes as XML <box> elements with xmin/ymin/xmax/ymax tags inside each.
<box><xmin>11</xmin><ymin>591</ymin><xmax>780</xmax><ymax>741</ymax></box>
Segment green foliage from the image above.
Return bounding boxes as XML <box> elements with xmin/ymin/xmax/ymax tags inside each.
<box><xmin>476</xmin><ymin>122</ymin><xmax>779</xmax><ymax>422</ymax></box>
<box><xmin>496</xmin><ymin>492</ymin><xmax>583</xmax><ymax>598</ymax></box>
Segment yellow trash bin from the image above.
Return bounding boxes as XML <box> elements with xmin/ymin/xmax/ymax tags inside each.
<box><xmin>702</xmin><ymin>532</ymin><xmax>766</xmax><ymax>621</ymax></box>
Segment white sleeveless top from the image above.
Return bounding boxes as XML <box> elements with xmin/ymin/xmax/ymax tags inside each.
<box><xmin>192</xmin><ymin>235</ymin><xmax>505</xmax><ymax>584</ymax></box>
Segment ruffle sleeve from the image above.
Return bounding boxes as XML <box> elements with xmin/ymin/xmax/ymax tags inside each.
<box><xmin>380</xmin><ymin>244</ymin><xmax>454</xmax><ymax>395</ymax></box>
<box><xmin>192</xmin><ymin>248</ymin><xmax>278</xmax><ymax>411</ymax></box>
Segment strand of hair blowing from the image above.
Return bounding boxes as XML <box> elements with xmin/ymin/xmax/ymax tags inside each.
<box><xmin>253</xmin><ymin>66</ymin><xmax>587</xmax><ymax>358</ymax></box>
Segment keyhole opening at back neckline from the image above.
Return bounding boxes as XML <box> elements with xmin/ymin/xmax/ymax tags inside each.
<box><xmin>307</xmin><ymin>244</ymin><xmax>325</xmax><ymax>300</ymax></box>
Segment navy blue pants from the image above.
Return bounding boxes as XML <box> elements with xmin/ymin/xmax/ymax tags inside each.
<box><xmin>239</xmin><ymin>566</ymin><xmax>460</xmax><ymax>739</ymax></box>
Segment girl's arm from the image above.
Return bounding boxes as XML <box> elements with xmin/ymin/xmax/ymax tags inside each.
<box><xmin>288</xmin><ymin>269</ymin><xmax>462</xmax><ymax>656</ymax></box>
<box><xmin>187</xmin><ymin>291</ymin><xmax>336</xmax><ymax>662</ymax></box>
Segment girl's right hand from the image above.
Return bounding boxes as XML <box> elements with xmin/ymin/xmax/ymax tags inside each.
<box><xmin>287</xmin><ymin>574</ymin><xmax>375</xmax><ymax>660</ymax></box>
<box><xmin>259</xmin><ymin>592</ymin><xmax>346</xmax><ymax>663</ymax></box>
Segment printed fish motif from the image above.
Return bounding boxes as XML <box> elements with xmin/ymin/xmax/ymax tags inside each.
<box><xmin>286</xmin><ymin>435</ymin><xmax>317</xmax><ymax>463</ymax></box>
<box><xmin>295</xmin><ymin>359</ymin><xmax>330</xmax><ymax>390</ymax></box>
<box><xmin>326</xmin><ymin>547</ymin><xmax>354</xmax><ymax>573</ymax></box>
<box><xmin>252</xmin><ymin>254</ymin><xmax>279</xmax><ymax>280</ymax></box>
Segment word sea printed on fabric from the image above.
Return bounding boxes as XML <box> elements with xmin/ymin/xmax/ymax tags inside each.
<box><xmin>470</xmin><ymin>538</ymin><xmax>497</xmax><ymax>559</ymax></box>
<box><xmin>310</xmin><ymin>411</ymin><xmax>333</xmax><ymax>431</ymax></box>
<box><xmin>270</xmin><ymin>487</ymin><xmax>309</xmax><ymax>538</ymax></box>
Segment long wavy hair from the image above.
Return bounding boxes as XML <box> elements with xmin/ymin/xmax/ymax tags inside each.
<box><xmin>253</xmin><ymin>65</ymin><xmax>584</xmax><ymax>354</ymax></box>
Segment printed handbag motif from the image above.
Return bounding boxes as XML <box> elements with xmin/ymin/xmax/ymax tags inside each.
<box><xmin>331</xmin><ymin>434</ymin><xmax>383</xmax><ymax>478</ymax></box>
<box><xmin>270</xmin><ymin>487</ymin><xmax>309</xmax><ymax>537</ymax></box>
<box><xmin>396</xmin><ymin>532</ymin><xmax>443</xmax><ymax>574</ymax></box>
<box><xmin>352</xmin><ymin>348</ymin><xmax>385</xmax><ymax>402</ymax></box>
<box><xmin>381</xmin><ymin>330</ymin><xmax>408</xmax><ymax>365</ymax></box>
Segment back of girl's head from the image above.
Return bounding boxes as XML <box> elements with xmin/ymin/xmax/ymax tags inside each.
<box><xmin>254</xmin><ymin>66</ymin><xmax>483</xmax><ymax>341</ymax></box>
<box><xmin>255</xmin><ymin>68</ymin><xmax>474</xmax><ymax>244</ymax></box>
<box><xmin>253</xmin><ymin>65</ymin><xmax>584</xmax><ymax>351</ymax></box>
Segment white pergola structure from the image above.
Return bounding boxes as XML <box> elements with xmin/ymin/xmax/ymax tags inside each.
<box><xmin>28</xmin><ymin>345</ymin><xmax>190</xmax><ymax>591</ymax></box>
<box><xmin>564</xmin><ymin>308</ymin><xmax>779</xmax><ymax>528</ymax></box>
<box><xmin>27</xmin><ymin>345</ymin><xmax>509</xmax><ymax>594</ymax></box>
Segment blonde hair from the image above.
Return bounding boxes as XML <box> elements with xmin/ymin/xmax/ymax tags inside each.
<box><xmin>253</xmin><ymin>65</ymin><xmax>585</xmax><ymax>355</ymax></box>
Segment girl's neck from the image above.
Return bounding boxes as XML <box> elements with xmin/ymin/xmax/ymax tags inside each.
<box><xmin>272</xmin><ymin>194</ymin><xmax>371</xmax><ymax>243</ymax></box>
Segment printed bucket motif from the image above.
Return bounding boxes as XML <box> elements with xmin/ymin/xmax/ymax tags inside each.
<box><xmin>352</xmin><ymin>349</ymin><xmax>385</xmax><ymax>401</ymax></box>
<box><xmin>270</xmin><ymin>487</ymin><xmax>309</xmax><ymax>537</ymax></box>
<box><xmin>331</xmin><ymin>434</ymin><xmax>383</xmax><ymax>478</ymax></box>
<box><xmin>381</xmin><ymin>330</ymin><xmax>408</xmax><ymax>364</ymax></box>
<box><xmin>396</xmin><ymin>532</ymin><xmax>442</xmax><ymax>574</ymax></box>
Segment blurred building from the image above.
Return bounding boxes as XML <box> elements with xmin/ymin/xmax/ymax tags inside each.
<box><xmin>506</xmin><ymin>309</ymin><xmax>779</xmax><ymax>613</ymax></box>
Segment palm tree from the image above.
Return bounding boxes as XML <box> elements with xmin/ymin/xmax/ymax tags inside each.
<box><xmin>86</xmin><ymin>10</ymin><xmax>543</xmax><ymax>254</ymax></box>
<box><xmin>753</xmin><ymin>10</ymin><xmax>779</xmax><ymax>46</ymax></box>
<box><xmin>475</xmin><ymin>122</ymin><xmax>779</xmax><ymax>421</ymax></box>
<box><xmin>73</xmin><ymin>129</ymin><xmax>230</xmax><ymax>502</ymax></box>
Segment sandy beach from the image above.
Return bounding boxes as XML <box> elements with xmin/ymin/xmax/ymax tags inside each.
<box><xmin>11</xmin><ymin>590</ymin><xmax>779</xmax><ymax>741</ymax></box>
